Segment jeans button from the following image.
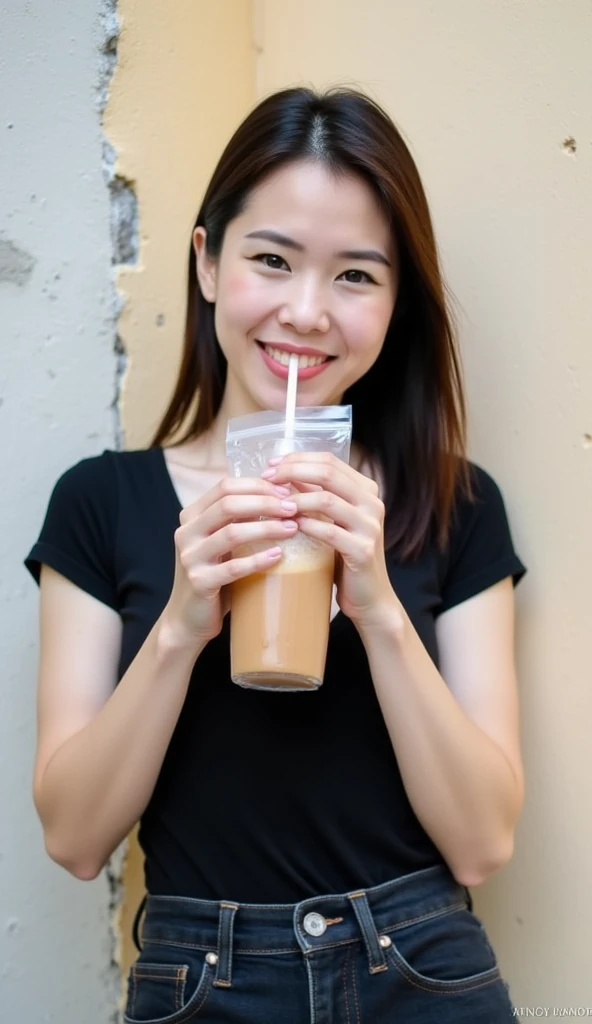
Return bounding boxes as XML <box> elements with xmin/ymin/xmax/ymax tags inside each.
<box><xmin>379</xmin><ymin>935</ymin><xmax>392</xmax><ymax>948</ymax></box>
<box><xmin>303</xmin><ymin>912</ymin><xmax>327</xmax><ymax>937</ymax></box>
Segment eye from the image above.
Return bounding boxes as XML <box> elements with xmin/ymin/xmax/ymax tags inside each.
<box><xmin>339</xmin><ymin>269</ymin><xmax>377</xmax><ymax>285</ymax></box>
<box><xmin>251</xmin><ymin>253</ymin><xmax>290</xmax><ymax>271</ymax></box>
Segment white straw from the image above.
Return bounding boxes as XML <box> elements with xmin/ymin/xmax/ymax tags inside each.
<box><xmin>284</xmin><ymin>353</ymin><xmax>299</xmax><ymax>442</ymax></box>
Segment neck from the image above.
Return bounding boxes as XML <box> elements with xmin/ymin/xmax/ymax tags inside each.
<box><xmin>169</xmin><ymin>368</ymin><xmax>356</xmax><ymax>469</ymax></box>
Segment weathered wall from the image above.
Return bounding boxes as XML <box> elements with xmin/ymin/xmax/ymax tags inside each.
<box><xmin>254</xmin><ymin>0</ymin><xmax>592</xmax><ymax>1009</ymax></box>
<box><xmin>105</xmin><ymin>0</ymin><xmax>256</xmax><ymax>452</ymax></box>
<box><xmin>103</xmin><ymin>0</ymin><xmax>256</xmax><ymax>981</ymax></box>
<box><xmin>10</xmin><ymin>0</ymin><xmax>589</xmax><ymax>1017</ymax></box>
<box><xmin>1</xmin><ymin>1</ymin><xmax>122</xmax><ymax>1021</ymax></box>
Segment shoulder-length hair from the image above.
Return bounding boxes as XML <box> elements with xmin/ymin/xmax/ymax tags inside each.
<box><xmin>152</xmin><ymin>86</ymin><xmax>473</xmax><ymax>559</ymax></box>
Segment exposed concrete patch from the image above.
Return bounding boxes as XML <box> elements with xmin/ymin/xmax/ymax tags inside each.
<box><xmin>104</xmin><ymin>845</ymin><xmax>128</xmax><ymax>1023</ymax></box>
<box><xmin>97</xmin><ymin>0</ymin><xmax>134</xmax><ymax>454</ymax></box>
<box><xmin>95</xmin><ymin>1</ymin><xmax>135</xmax><ymax>1017</ymax></box>
<box><xmin>0</xmin><ymin>234</ymin><xmax>36</xmax><ymax>286</ymax></box>
<box><xmin>109</xmin><ymin>169</ymin><xmax>140</xmax><ymax>265</ymax></box>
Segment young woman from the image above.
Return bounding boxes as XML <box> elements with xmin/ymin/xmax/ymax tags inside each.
<box><xmin>26</xmin><ymin>87</ymin><xmax>527</xmax><ymax>1023</ymax></box>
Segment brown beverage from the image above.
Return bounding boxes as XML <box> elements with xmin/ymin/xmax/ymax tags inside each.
<box><xmin>226</xmin><ymin>404</ymin><xmax>352</xmax><ymax>691</ymax></box>
<box><xmin>230</xmin><ymin>533</ymin><xmax>335</xmax><ymax>691</ymax></box>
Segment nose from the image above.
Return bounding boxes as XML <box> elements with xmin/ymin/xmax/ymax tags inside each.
<box><xmin>277</xmin><ymin>278</ymin><xmax>330</xmax><ymax>335</ymax></box>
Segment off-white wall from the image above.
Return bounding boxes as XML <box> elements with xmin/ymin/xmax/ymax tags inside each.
<box><xmin>255</xmin><ymin>0</ymin><xmax>592</xmax><ymax>1008</ymax></box>
<box><xmin>1</xmin><ymin>2</ymin><xmax>121</xmax><ymax>1021</ymax></box>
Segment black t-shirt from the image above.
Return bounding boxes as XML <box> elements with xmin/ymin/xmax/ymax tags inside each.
<box><xmin>25</xmin><ymin>447</ymin><xmax>527</xmax><ymax>903</ymax></box>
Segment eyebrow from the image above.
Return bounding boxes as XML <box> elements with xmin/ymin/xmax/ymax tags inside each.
<box><xmin>244</xmin><ymin>229</ymin><xmax>391</xmax><ymax>268</ymax></box>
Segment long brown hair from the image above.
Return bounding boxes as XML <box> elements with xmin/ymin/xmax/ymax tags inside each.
<box><xmin>152</xmin><ymin>87</ymin><xmax>473</xmax><ymax>559</ymax></box>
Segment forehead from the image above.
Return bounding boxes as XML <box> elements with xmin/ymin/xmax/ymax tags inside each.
<box><xmin>236</xmin><ymin>160</ymin><xmax>392</xmax><ymax>251</ymax></box>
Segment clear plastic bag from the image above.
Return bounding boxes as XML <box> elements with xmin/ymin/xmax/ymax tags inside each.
<box><xmin>225</xmin><ymin>405</ymin><xmax>352</xmax><ymax>475</ymax></box>
<box><xmin>225</xmin><ymin>405</ymin><xmax>353</xmax><ymax>692</ymax></box>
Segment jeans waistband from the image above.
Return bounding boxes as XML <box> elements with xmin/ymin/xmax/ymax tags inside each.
<box><xmin>138</xmin><ymin>865</ymin><xmax>470</xmax><ymax>985</ymax></box>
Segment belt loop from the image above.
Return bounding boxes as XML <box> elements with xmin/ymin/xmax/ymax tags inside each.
<box><xmin>214</xmin><ymin>902</ymin><xmax>238</xmax><ymax>988</ymax></box>
<box><xmin>132</xmin><ymin>894</ymin><xmax>147</xmax><ymax>952</ymax></box>
<box><xmin>348</xmin><ymin>891</ymin><xmax>388</xmax><ymax>975</ymax></box>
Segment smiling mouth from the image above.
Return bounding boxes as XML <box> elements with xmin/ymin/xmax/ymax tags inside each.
<box><xmin>256</xmin><ymin>341</ymin><xmax>335</xmax><ymax>368</ymax></box>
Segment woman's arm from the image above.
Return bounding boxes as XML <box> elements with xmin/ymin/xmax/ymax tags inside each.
<box><xmin>358</xmin><ymin>576</ymin><xmax>524</xmax><ymax>887</ymax></box>
<box><xmin>33</xmin><ymin>566</ymin><xmax>204</xmax><ymax>880</ymax></box>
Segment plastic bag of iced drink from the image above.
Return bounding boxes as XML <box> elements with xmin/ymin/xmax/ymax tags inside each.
<box><xmin>225</xmin><ymin>406</ymin><xmax>352</xmax><ymax>691</ymax></box>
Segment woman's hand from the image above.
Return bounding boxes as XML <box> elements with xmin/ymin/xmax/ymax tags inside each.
<box><xmin>261</xmin><ymin>452</ymin><xmax>401</xmax><ymax>633</ymax></box>
<box><xmin>162</xmin><ymin>477</ymin><xmax>300</xmax><ymax>648</ymax></box>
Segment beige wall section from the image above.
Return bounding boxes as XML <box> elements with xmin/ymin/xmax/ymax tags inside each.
<box><xmin>106</xmin><ymin>0</ymin><xmax>592</xmax><ymax>1010</ymax></box>
<box><xmin>105</xmin><ymin>0</ymin><xmax>255</xmax><ymax>450</ymax></box>
<box><xmin>103</xmin><ymin>0</ymin><xmax>255</xmax><ymax>983</ymax></box>
<box><xmin>256</xmin><ymin>0</ymin><xmax>592</xmax><ymax>1009</ymax></box>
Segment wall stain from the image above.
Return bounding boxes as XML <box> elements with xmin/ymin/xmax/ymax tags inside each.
<box><xmin>0</xmin><ymin>234</ymin><xmax>36</xmax><ymax>286</ymax></box>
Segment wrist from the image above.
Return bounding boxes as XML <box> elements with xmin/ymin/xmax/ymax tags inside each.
<box><xmin>355</xmin><ymin>598</ymin><xmax>407</xmax><ymax>647</ymax></box>
<box><xmin>156</xmin><ymin>607</ymin><xmax>207</xmax><ymax>661</ymax></box>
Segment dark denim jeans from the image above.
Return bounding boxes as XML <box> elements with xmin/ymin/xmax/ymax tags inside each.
<box><xmin>125</xmin><ymin>864</ymin><xmax>515</xmax><ymax>1023</ymax></box>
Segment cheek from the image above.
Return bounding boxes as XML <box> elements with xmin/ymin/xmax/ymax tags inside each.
<box><xmin>343</xmin><ymin>295</ymin><xmax>393</xmax><ymax>355</ymax></box>
<box><xmin>216</xmin><ymin>268</ymin><xmax>273</xmax><ymax>332</ymax></box>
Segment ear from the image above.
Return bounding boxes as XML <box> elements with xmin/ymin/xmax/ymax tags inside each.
<box><xmin>193</xmin><ymin>227</ymin><xmax>217</xmax><ymax>302</ymax></box>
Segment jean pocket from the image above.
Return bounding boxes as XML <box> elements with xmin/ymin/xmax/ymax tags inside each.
<box><xmin>124</xmin><ymin>947</ymin><xmax>215</xmax><ymax>1023</ymax></box>
<box><xmin>384</xmin><ymin>907</ymin><xmax>501</xmax><ymax>995</ymax></box>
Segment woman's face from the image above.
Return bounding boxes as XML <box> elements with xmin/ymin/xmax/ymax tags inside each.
<box><xmin>194</xmin><ymin>159</ymin><xmax>398</xmax><ymax>414</ymax></box>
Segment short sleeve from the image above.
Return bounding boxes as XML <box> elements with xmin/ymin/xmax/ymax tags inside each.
<box><xmin>437</xmin><ymin>462</ymin><xmax>527</xmax><ymax>616</ymax></box>
<box><xmin>24</xmin><ymin>451</ymin><xmax>119</xmax><ymax>610</ymax></box>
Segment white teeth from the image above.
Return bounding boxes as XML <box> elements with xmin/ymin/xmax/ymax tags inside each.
<box><xmin>262</xmin><ymin>344</ymin><xmax>329</xmax><ymax>369</ymax></box>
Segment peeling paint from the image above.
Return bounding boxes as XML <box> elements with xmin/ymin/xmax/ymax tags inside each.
<box><xmin>0</xmin><ymin>235</ymin><xmax>36</xmax><ymax>287</ymax></box>
<box><xmin>104</xmin><ymin>845</ymin><xmax>128</xmax><ymax>1022</ymax></box>
<box><xmin>112</xmin><ymin>333</ymin><xmax>128</xmax><ymax>450</ymax></box>
<box><xmin>97</xmin><ymin>1</ymin><xmax>129</xmax><ymax>1018</ymax></box>
<box><xmin>98</xmin><ymin>0</ymin><xmax>135</xmax><ymax>463</ymax></box>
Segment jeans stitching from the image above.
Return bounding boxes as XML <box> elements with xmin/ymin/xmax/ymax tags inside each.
<box><xmin>148</xmin><ymin>937</ymin><xmax>301</xmax><ymax>955</ymax></box>
<box><xmin>342</xmin><ymin>946</ymin><xmax>351</xmax><ymax>1024</ymax></box>
<box><xmin>173</xmin><ymin>965</ymin><xmax>213</xmax><ymax>1024</ymax></box>
<box><xmin>386</xmin><ymin>943</ymin><xmax>501</xmax><ymax>995</ymax></box>
<box><xmin>350</xmin><ymin>948</ymin><xmax>361</xmax><ymax>1024</ymax></box>
<box><xmin>127</xmin><ymin>964</ymin><xmax>189</xmax><ymax>1020</ymax></box>
<box><xmin>129</xmin><ymin>970</ymin><xmax>137</xmax><ymax>1019</ymax></box>
<box><xmin>144</xmin><ymin>902</ymin><xmax>466</xmax><ymax>958</ymax></box>
<box><xmin>384</xmin><ymin>900</ymin><xmax>467</xmax><ymax>934</ymax></box>
<box><xmin>305</xmin><ymin>955</ymin><xmax>316</xmax><ymax>1024</ymax></box>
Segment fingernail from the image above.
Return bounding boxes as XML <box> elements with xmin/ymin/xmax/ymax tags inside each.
<box><xmin>268</xmin><ymin>456</ymin><xmax>283</xmax><ymax>466</ymax></box>
<box><xmin>261</xmin><ymin>468</ymin><xmax>277</xmax><ymax>479</ymax></box>
<box><xmin>280</xmin><ymin>500</ymin><xmax>297</xmax><ymax>511</ymax></box>
<box><xmin>273</xmin><ymin>485</ymin><xmax>292</xmax><ymax>495</ymax></box>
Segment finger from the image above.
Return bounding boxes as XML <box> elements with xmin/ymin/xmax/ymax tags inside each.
<box><xmin>295</xmin><ymin>515</ymin><xmax>375</xmax><ymax>564</ymax></box>
<box><xmin>199</xmin><ymin>516</ymin><xmax>298</xmax><ymax>563</ymax></box>
<box><xmin>203</xmin><ymin>544</ymin><xmax>287</xmax><ymax>591</ymax></box>
<box><xmin>263</xmin><ymin>457</ymin><xmax>376</xmax><ymax>509</ymax></box>
<box><xmin>179</xmin><ymin>477</ymin><xmax>292</xmax><ymax>525</ymax></box>
<box><xmin>290</xmin><ymin>490</ymin><xmax>366</xmax><ymax>533</ymax></box>
<box><xmin>183</xmin><ymin>489</ymin><xmax>298</xmax><ymax>537</ymax></box>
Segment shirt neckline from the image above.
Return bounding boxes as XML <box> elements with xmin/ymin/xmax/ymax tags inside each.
<box><xmin>155</xmin><ymin>446</ymin><xmax>184</xmax><ymax>514</ymax></box>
